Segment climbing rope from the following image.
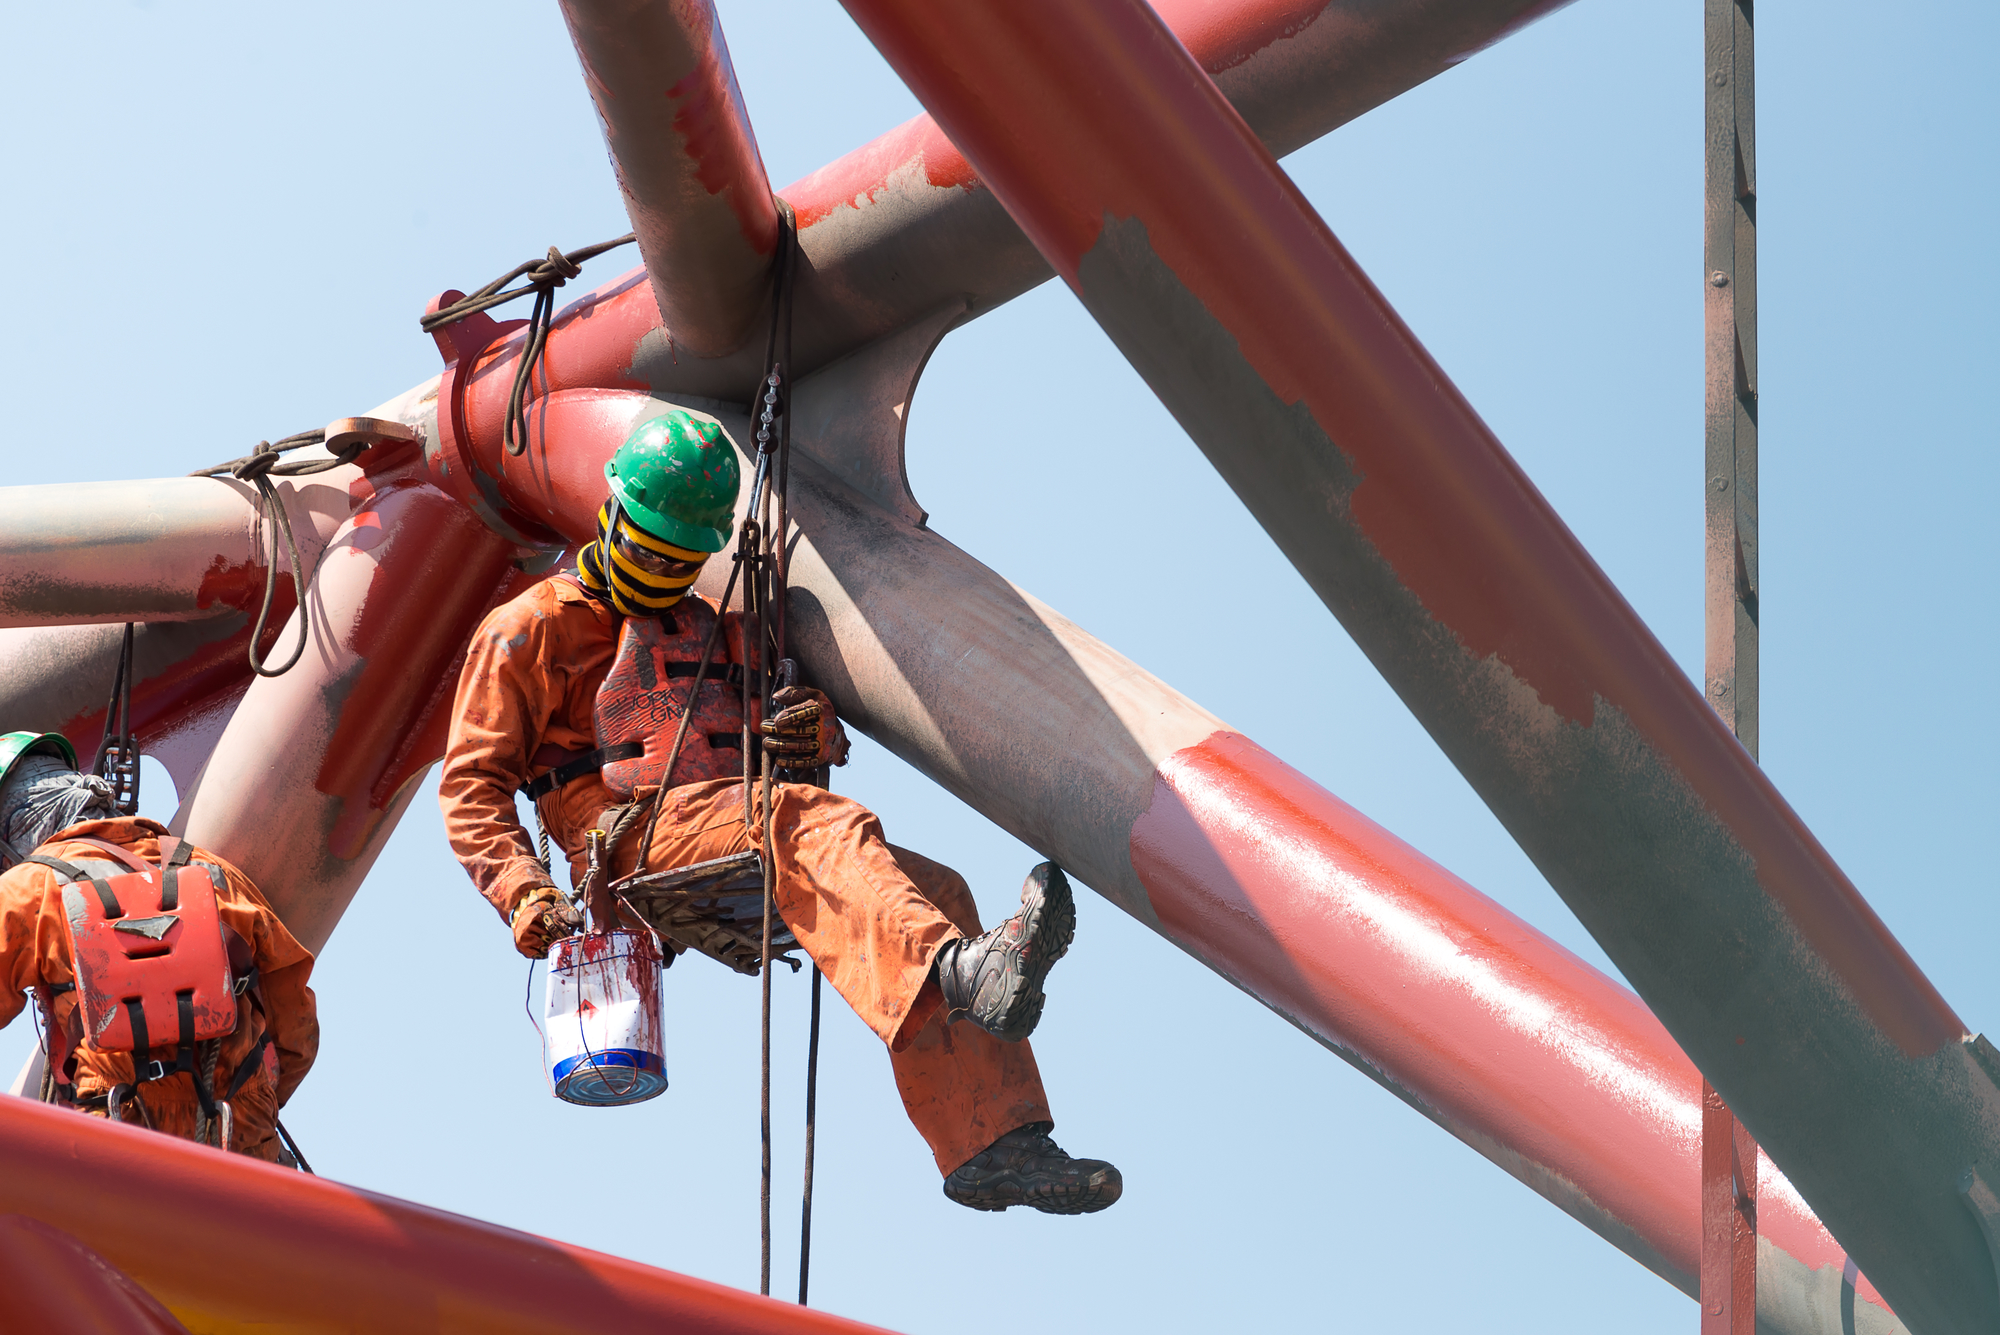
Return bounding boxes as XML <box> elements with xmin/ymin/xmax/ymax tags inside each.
<box><xmin>743</xmin><ymin>200</ymin><xmax>822</xmax><ymax>1308</ymax></box>
<box><xmin>94</xmin><ymin>622</ymin><xmax>140</xmax><ymax>815</ymax></box>
<box><xmin>798</xmin><ymin>963</ymin><xmax>822</xmax><ymax>1305</ymax></box>
<box><xmin>420</xmin><ymin>233</ymin><xmax>638</xmax><ymax>456</ymax></box>
<box><xmin>751</xmin><ymin>200</ymin><xmax>800</xmax><ymax>1302</ymax></box>
<box><xmin>190</xmin><ymin>430</ymin><xmax>339</xmax><ymax>678</ymax></box>
<box><xmin>190</xmin><ymin>419</ymin><xmax>416</xmax><ymax>679</ymax></box>
<box><xmin>195</xmin><ymin>1038</ymin><xmax>222</xmax><ymax>1148</ymax></box>
<box><xmin>276</xmin><ymin>1117</ymin><xmax>314</xmax><ymax>1174</ymax></box>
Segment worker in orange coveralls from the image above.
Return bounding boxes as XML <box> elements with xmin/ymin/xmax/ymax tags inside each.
<box><xmin>441</xmin><ymin>409</ymin><xmax>1120</xmax><ymax>1214</ymax></box>
<box><xmin>0</xmin><ymin>732</ymin><xmax>318</xmax><ymax>1162</ymax></box>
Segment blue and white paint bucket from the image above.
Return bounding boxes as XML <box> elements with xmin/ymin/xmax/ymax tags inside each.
<box><xmin>544</xmin><ymin>929</ymin><xmax>667</xmax><ymax>1106</ymax></box>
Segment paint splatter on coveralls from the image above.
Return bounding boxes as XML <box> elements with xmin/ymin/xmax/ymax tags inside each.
<box><xmin>0</xmin><ymin>818</ymin><xmax>319</xmax><ymax>1160</ymax></box>
<box><xmin>439</xmin><ymin>574</ymin><xmax>1050</xmax><ymax>1174</ymax></box>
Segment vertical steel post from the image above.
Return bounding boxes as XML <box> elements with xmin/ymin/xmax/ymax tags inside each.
<box><xmin>1701</xmin><ymin>1081</ymin><xmax>1758</xmax><ymax>1333</ymax></box>
<box><xmin>1704</xmin><ymin>0</ymin><xmax>1757</xmax><ymax>748</ymax></box>
<box><xmin>1702</xmin><ymin>0</ymin><xmax>1758</xmax><ymax>1326</ymax></box>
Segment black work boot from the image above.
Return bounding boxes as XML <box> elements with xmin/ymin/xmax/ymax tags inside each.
<box><xmin>933</xmin><ymin>862</ymin><xmax>1075</xmax><ymax>1043</ymax></box>
<box><xmin>943</xmin><ymin>1122</ymin><xmax>1122</xmax><ymax>1215</ymax></box>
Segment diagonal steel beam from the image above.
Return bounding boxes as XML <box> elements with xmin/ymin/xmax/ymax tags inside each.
<box><xmin>171</xmin><ymin>470</ymin><xmax>530</xmax><ymax>953</ymax></box>
<box><xmin>557</xmin><ymin>0</ymin><xmax>780</xmax><ymax>360</ymax></box>
<box><xmin>828</xmin><ymin>0</ymin><xmax>2000</xmax><ymax>1329</ymax></box>
<box><xmin>507</xmin><ymin>0</ymin><xmax>1578</xmax><ymax>405</ymax></box>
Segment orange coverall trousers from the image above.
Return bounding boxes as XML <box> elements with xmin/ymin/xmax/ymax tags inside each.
<box><xmin>441</xmin><ymin>575</ymin><xmax>1051</xmax><ymax>1174</ymax></box>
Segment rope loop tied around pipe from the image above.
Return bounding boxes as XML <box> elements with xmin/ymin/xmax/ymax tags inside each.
<box><xmin>187</xmin><ymin>418</ymin><xmax>420</xmax><ymax>678</ymax></box>
<box><xmin>419</xmin><ymin>233</ymin><xmax>638</xmax><ymax>457</ymax></box>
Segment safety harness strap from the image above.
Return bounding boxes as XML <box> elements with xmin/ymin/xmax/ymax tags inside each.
<box><xmin>22</xmin><ymin>854</ymin><xmax>122</xmax><ymax>918</ymax></box>
<box><xmin>664</xmin><ymin>661</ymin><xmax>745</xmax><ymax>685</ymax></box>
<box><xmin>63</xmin><ymin>836</ymin><xmax>152</xmax><ymax>874</ymax></box>
<box><xmin>125</xmin><ymin>999</ymin><xmax>149</xmax><ymax>1070</ymax></box>
<box><xmin>224</xmin><ymin>1029</ymin><xmax>273</xmax><ymax>1102</ymax></box>
<box><xmin>59</xmin><ymin>838</ymin><xmax>160</xmax><ymax>915</ymax></box>
<box><xmin>521</xmin><ymin>743</ymin><xmax>644</xmax><ymax>801</ymax></box>
<box><xmin>126</xmin><ymin>989</ymin><xmax>209</xmax><ymax>1105</ymax></box>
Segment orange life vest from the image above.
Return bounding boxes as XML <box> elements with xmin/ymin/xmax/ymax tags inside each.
<box><xmin>595</xmin><ymin>598</ymin><xmax>764</xmax><ymax>798</ymax></box>
<box><xmin>27</xmin><ymin>837</ymin><xmax>238</xmax><ymax>1081</ymax></box>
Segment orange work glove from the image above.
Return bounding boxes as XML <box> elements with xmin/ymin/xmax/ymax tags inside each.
<box><xmin>760</xmin><ymin>686</ymin><xmax>850</xmax><ymax>770</ymax></box>
<box><xmin>511</xmin><ymin>887</ymin><xmax>583</xmax><ymax>959</ymax></box>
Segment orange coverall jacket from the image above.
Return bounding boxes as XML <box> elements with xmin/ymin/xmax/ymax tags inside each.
<box><xmin>0</xmin><ymin>818</ymin><xmax>318</xmax><ymax>1161</ymax></box>
<box><xmin>440</xmin><ymin>573</ymin><xmax>1051</xmax><ymax>1173</ymax></box>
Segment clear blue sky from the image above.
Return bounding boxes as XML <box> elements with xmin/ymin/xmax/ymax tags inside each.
<box><xmin>3</xmin><ymin>1</ymin><xmax>1994</xmax><ymax>1331</ymax></box>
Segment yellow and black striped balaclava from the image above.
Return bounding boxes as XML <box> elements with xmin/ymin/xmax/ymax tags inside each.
<box><xmin>577</xmin><ymin>501</ymin><xmax>711</xmax><ymax>616</ymax></box>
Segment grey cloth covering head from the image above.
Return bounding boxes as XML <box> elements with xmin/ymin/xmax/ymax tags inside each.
<box><xmin>0</xmin><ymin>752</ymin><xmax>116</xmax><ymax>863</ymax></box>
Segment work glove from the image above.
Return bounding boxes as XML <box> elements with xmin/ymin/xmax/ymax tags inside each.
<box><xmin>760</xmin><ymin>686</ymin><xmax>850</xmax><ymax>770</ymax></box>
<box><xmin>511</xmin><ymin>886</ymin><xmax>583</xmax><ymax>959</ymax></box>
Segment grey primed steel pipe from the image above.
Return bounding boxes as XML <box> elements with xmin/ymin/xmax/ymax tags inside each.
<box><xmin>557</xmin><ymin>0</ymin><xmax>781</xmax><ymax>361</ymax></box>
<box><xmin>0</xmin><ymin>475</ymin><xmax>348</xmax><ymax>629</ymax></box>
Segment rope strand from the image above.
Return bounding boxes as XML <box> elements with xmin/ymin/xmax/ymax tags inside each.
<box><xmin>421</xmin><ymin>235</ymin><xmax>638</xmax><ymax>456</ymax></box>
<box><xmin>752</xmin><ymin>202</ymin><xmax>797</xmax><ymax>1302</ymax></box>
<box><xmin>190</xmin><ymin>430</ymin><xmax>344</xmax><ymax>679</ymax></box>
<box><xmin>798</xmin><ymin>963</ymin><xmax>821</xmax><ymax>1305</ymax></box>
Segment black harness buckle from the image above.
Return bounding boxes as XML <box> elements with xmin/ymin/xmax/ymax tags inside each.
<box><xmin>521</xmin><ymin>743</ymin><xmax>645</xmax><ymax>801</ymax></box>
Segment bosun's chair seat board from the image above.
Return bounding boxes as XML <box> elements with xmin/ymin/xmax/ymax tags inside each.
<box><xmin>615</xmin><ymin>850</ymin><xmax>801</xmax><ymax>976</ymax></box>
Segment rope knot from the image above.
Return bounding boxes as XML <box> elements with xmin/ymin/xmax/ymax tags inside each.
<box><xmin>535</xmin><ymin>245</ymin><xmax>584</xmax><ymax>287</ymax></box>
<box><xmin>229</xmin><ymin>443</ymin><xmax>282</xmax><ymax>482</ymax></box>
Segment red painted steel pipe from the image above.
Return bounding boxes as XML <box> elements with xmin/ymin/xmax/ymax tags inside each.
<box><xmin>0</xmin><ymin>1215</ymin><xmax>193</xmax><ymax>1334</ymax></box>
<box><xmin>172</xmin><ymin>474</ymin><xmax>529</xmax><ymax>952</ymax></box>
<box><xmin>830</xmin><ymin>1</ymin><xmax>2000</xmax><ymax>1328</ymax></box>
<box><xmin>465</xmin><ymin>377</ymin><xmax>1897</xmax><ymax>1332</ymax></box>
<box><xmin>1701</xmin><ymin>1084</ymin><xmax>1758</xmax><ymax>1335</ymax></box>
<box><xmin>557</xmin><ymin>0</ymin><xmax>779</xmax><ymax>359</ymax></box>
<box><xmin>0</xmin><ymin>1097</ymin><xmax>894</xmax><ymax>1334</ymax></box>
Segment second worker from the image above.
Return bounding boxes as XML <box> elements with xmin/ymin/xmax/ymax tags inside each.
<box><xmin>439</xmin><ymin>409</ymin><xmax>1120</xmax><ymax>1214</ymax></box>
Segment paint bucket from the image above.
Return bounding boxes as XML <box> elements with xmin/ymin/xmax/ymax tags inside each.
<box><xmin>544</xmin><ymin>929</ymin><xmax>667</xmax><ymax>1106</ymax></box>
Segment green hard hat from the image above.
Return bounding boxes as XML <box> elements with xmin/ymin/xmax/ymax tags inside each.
<box><xmin>603</xmin><ymin>410</ymin><xmax>741</xmax><ymax>553</ymax></box>
<box><xmin>0</xmin><ymin>731</ymin><xmax>78</xmax><ymax>792</ymax></box>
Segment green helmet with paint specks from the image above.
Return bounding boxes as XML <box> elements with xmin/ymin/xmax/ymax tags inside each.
<box><xmin>604</xmin><ymin>410</ymin><xmax>741</xmax><ymax>553</ymax></box>
<box><xmin>0</xmin><ymin>732</ymin><xmax>78</xmax><ymax>793</ymax></box>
